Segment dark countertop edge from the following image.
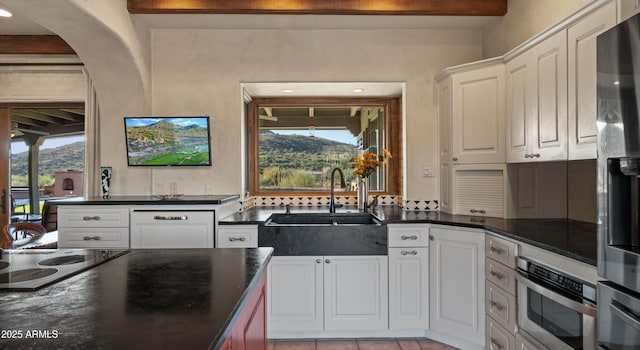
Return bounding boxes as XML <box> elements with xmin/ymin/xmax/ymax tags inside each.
<box><xmin>211</xmin><ymin>247</ymin><xmax>274</xmax><ymax>350</ymax></box>
<box><xmin>48</xmin><ymin>194</ymin><xmax>240</xmax><ymax>206</ymax></box>
<box><xmin>219</xmin><ymin>208</ymin><xmax>597</xmax><ymax>267</ymax></box>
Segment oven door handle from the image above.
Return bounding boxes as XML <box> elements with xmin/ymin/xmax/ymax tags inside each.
<box><xmin>610</xmin><ymin>300</ymin><xmax>640</xmax><ymax>332</ymax></box>
<box><xmin>516</xmin><ymin>272</ymin><xmax>597</xmax><ymax>317</ymax></box>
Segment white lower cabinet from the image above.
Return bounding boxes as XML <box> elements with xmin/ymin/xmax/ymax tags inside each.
<box><xmin>267</xmin><ymin>256</ymin><xmax>324</xmax><ymax>332</ymax></box>
<box><xmin>429</xmin><ymin>225</ymin><xmax>486</xmax><ymax>347</ymax></box>
<box><xmin>388</xmin><ymin>248</ymin><xmax>429</xmax><ymax>329</ymax></box>
<box><xmin>267</xmin><ymin>255</ymin><xmax>388</xmax><ymax>333</ymax></box>
<box><xmin>58</xmin><ymin>206</ymin><xmax>130</xmax><ymax>248</ymax></box>
<box><xmin>388</xmin><ymin>224</ymin><xmax>429</xmax><ymax>330</ymax></box>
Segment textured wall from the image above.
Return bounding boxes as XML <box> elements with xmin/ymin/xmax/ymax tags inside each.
<box><xmin>146</xmin><ymin>29</ymin><xmax>483</xmax><ymax>200</ymax></box>
<box><xmin>482</xmin><ymin>0</ymin><xmax>593</xmax><ymax>58</ymax></box>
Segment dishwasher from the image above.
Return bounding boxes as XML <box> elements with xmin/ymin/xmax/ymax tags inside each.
<box><xmin>130</xmin><ymin>210</ymin><xmax>215</xmax><ymax>248</ymax></box>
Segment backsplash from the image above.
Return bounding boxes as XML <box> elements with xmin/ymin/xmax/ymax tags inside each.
<box><xmin>402</xmin><ymin>199</ymin><xmax>439</xmax><ymax>211</ymax></box>
<box><xmin>241</xmin><ymin>195</ymin><xmax>439</xmax><ymax>211</ymax></box>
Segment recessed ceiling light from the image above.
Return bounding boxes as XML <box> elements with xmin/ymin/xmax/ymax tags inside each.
<box><xmin>0</xmin><ymin>8</ymin><xmax>13</xmax><ymax>17</ymax></box>
<box><xmin>352</xmin><ymin>88</ymin><xmax>365</xmax><ymax>93</ymax></box>
<box><xmin>614</xmin><ymin>81</ymin><xmax>620</xmax><ymax>86</ymax></box>
<box><xmin>282</xmin><ymin>89</ymin><xmax>294</xmax><ymax>93</ymax></box>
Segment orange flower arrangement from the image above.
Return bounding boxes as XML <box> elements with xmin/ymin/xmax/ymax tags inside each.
<box><xmin>350</xmin><ymin>149</ymin><xmax>392</xmax><ymax>178</ymax></box>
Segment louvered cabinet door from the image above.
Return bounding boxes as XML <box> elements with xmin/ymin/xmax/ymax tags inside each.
<box><xmin>451</xmin><ymin>164</ymin><xmax>506</xmax><ymax>218</ymax></box>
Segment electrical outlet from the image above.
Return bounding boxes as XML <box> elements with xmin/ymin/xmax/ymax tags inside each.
<box><xmin>423</xmin><ymin>166</ymin><xmax>435</xmax><ymax>177</ymax></box>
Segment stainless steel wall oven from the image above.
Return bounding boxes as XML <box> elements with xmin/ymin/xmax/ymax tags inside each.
<box><xmin>597</xmin><ymin>11</ymin><xmax>640</xmax><ymax>349</ymax></box>
<box><xmin>516</xmin><ymin>257</ymin><xmax>597</xmax><ymax>350</ymax></box>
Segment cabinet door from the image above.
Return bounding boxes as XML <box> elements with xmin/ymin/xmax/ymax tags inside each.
<box><xmin>531</xmin><ymin>30</ymin><xmax>568</xmax><ymax>161</ymax></box>
<box><xmin>567</xmin><ymin>1</ymin><xmax>617</xmax><ymax>160</ymax></box>
<box><xmin>507</xmin><ymin>30</ymin><xmax>567</xmax><ymax>163</ymax></box>
<box><xmin>439</xmin><ymin>78</ymin><xmax>453</xmax><ymax>214</ymax></box>
<box><xmin>267</xmin><ymin>256</ymin><xmax>323</xmax><ymax>332</ymax></box>
<box><xmin>620</xmin><ymin>0</ymin><xmax>640</xmax><ymax>22</ymax></box>
<box><xmin>389</xmin><ymin>247</ymin><xmax>429</xmax><ymax>329</ymax></box>
<box><xmin>324</xmin><ymin>256</ymin><xmax>388</xmax><ymax>330</ymax></box>
<box><xmin>430</xmin><ymin>225</ymin><xmax>485</xmax><ymax>346</ymax></box>
<box><xmin>451</xmin><ymin>65</ymin><xmax>505</xmax><ymax>164</ymax></box>
<box><xmin>506</xmin><ymin>53</ymin><xmax>532</xmax><ymax>163</ymax></box>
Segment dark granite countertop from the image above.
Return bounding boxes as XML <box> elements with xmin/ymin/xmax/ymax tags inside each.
<box><xmin>0</xmin><ymin>248</ymin><xmax>273</xmax><ymax>350</ymax></box>
<box><xmin>220</xmin><ymin>206</ymin><xmax>597</xmax><ymax>266</ymax></box>
<box><xmin>49</xmin><ymin>194</ymin><xmax>239</xmax><ymax>206</ymax></box>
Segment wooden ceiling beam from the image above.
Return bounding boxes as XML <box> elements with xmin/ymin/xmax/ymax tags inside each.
<box><xmin>127</xmin><ymin>0</ymin><xmax>507</xmax><ymax>16</ymax></box>
<box><xmin>0</xmin><ymin>35</ymin><xmax>75</xmax><ymax>55</ymax></box>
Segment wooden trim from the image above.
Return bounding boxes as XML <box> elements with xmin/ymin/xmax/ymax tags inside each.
<box><xmin>128</xmin><ymin>0</ymin><xmax>507</xmax><ymax>16</ymax></box>
<box><xmin>0</xmin><ymin>35</ymin><xmax>75</xmax><ymax>55</ymax></box>
<box><xmin>248</xmin><ymin>96</ymin><xmax>402</xmax><ymax>196</ymax></box>
<box><xmin>0</xmin><ymin>107</ymin><xmax>10</xmax><ymax>226</ymax></box>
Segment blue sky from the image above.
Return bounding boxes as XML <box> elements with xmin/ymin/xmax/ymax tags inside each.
<box><xmin>124</xmin><ymin>117</ymin><xmax>209</xmax><ymax>128</ymax></box>
<box><xmin>273</xmin><ymin>129</ymin><xmax>356</xmax><ymax>145</ymax></box>
<box><xmin>11</xmin><ymin>135</ymin><xmax>85</xmax><ymax>155</ymax></box>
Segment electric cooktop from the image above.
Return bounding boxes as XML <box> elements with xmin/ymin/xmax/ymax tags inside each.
<box><xmin>0</xmin><ymin>249</ymin><xmax>129</xmax><ymax>291</ymax></box>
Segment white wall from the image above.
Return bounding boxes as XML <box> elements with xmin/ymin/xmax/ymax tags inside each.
<box><xmin>137</xmin><ymin>29</ymin><xmax>482</xmax><ymax>200</ymax></box>
<box><xmin>482</xmin><ymin>0</ymin><xmax>592</xmax><ymax>57</ymax></box>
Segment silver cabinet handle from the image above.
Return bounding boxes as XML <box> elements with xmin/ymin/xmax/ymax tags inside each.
<box><xmin>83</xmin><ymin>236</ymin><xmax>101</xmax><ymax>241</ymax></box>
<box><xmin>524</xmin><ymin>153</ymin><xmax>531</xmax><ymax>158</ymax></box>
<box><xmin>490</xmin><ymin>270</ymin><xmax>505</xmax><ymax>280</ymax></box>
<box><xmin>83</xmin><ymin>216</ymin><xmax>101</xmax><ymax>221</ymax></box>
<box><xmin>401</xmin><ymin>235</ymin><xmax>418</xmax><ymax>240</ymax></box>
<box><xmin>153</xmin><ymin>215</ymin><xmax>188</xmax><ymax>221</ymax></box>
<box><xmin>452</xmin><ymin>157</ymin><xmax>458</xmax><ymax>161</ymax></box>
<box><xmin>429</xmin><ymin>235</ymin><xmax>434</xmax><ymax>241</ymax></box>
<box><xmin>490</xmin><ymin>246</ymin><xmax>506</xmax><ymax>255</ymax></box>
<box><xmin>533</xmin><ymin>153</ymin><xmax>540</xmax><ymax>158</ymax></box>
<box><xmin>490</xmin><ymin>301</ymin><xmax>504</xmax><ymax>311</ymax></box>
<box><xmin>316</xmin><ymin>259</ymin><xmax>322</xmax><ymax>264</ymax></box>
<box><xmin>470</xmin><ymin>209</ymin><xmax>486</xmax><ymax>214</ymax></box>
<box><xmin>325</xmin><ymin>259</ymin><xmax>331</xmax><ymax>264</ymax></box>
<box><xmin>401</xmin><ymin>250</ymin><xmax>418</xmax><ymax>256</ymax></box>
<box><xmin>228</xmin><ymin>237</ymin><xmax>246</xmax><ymax>242</ymax></box>
<box><xmin>490</xmin><ymin>338</ymin><xmax>504</xmax><ymax>350</ymax></box>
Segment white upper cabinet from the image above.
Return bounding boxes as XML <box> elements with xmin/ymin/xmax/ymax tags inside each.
<box><xmin>567</xmin><ymin>1</ymin><xmax>617</xmax><ymax>160</ymax></box>
<box><xmin>438</xmin><ymin>61</ymin><xmax>505</xmax><ymax>165</ymax></box>
<box><xmin>506</xmin><ymin>30</ymin><xmax>568</xmax><ymax>163</ymax></box>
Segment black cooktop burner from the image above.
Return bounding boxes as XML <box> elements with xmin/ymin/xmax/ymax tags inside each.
<box><xmin>0</xmin><ymin>261</ymin><xmax>9</xmax><ymax>270</ymax></box>
<box><xmin>38</xmin><ymin>255</ymin><xmax>89</xmax><ymax>266</ymax></box>
<box><xmin>0</xmin><ymin>268</ymin><xmax>58</xmax><ymax>283</ymax></box>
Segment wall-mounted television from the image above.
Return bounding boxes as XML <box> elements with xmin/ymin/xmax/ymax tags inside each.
<box><xmin>124</xmin><ymin>116</ymin><xmax>212</xmax><ymax>166</ymax></box>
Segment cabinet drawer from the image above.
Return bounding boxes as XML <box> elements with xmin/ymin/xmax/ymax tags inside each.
<box><xmin>486</xmin><ymin>281</ymin><xmax>517</xmax><ymax>334</ymax></box>
<box><xmin>59</xmin><ymin>207</ymin><xmax>130</xmax><ymax>228</ymax></box>
<box><xmin>486</xmin><ymin>258</ymin><xmax>516</xmax><ymax>295</ymax></box>
<box><xmin>486</xmin><ymin>314</ymin><xmax>516</xmax><ymax>350</ymax></box>
<box><xmin>486</xmin><ymin>234</ymin><xmax>518</xmax><ymax>268</ymax></box>
<box><xmin>58</xmin><ymin>227</ymin><xmax>129</xmax><ymax>248</ymax></box>
<box><xmin>218</xmin><ymin>225</ymin><xmax>258</xmax><ymax>248</ymax></box>
<box><xmin>388</xmin><ymin>224</ymin><xmax>429</xmax><ymax>247</ymax></box>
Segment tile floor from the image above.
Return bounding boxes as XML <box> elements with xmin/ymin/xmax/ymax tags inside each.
<box><xmin>267</xmin><ymin>338</ymin><xmax>458</xmax><ymax>350</ymax></box>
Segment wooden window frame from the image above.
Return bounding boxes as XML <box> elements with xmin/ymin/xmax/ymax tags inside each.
<box><xmin>248</xmin><ymin>96</ymin><xmax>402</xmax><ymax>196</ymax></box>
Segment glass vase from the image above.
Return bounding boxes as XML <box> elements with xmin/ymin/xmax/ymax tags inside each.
<box><xmin>357</xmin><ymin>177</ymin><xmax>369</xmax><ymax>212</ymax></box>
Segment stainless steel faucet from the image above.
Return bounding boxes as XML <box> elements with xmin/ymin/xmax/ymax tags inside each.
<box><xmin>329</xmin><ymin>167</ymin><xmax>346</xmax><ymax>213</ymax></box>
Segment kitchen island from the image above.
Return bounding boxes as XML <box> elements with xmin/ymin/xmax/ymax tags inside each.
<box><xmin>0</xmin><ymin>247</ymin><xmax>273</xmax><ymax>349</ymax></box>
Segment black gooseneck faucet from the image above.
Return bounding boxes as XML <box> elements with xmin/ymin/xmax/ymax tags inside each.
<box><xmin>329</xmin><ymin>167</ymin><xmax>346</xmax><ymax>213</ymax></box>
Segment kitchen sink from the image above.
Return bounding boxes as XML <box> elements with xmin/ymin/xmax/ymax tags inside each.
<box><xmin>259</xmin><ymin>212</ymin><xmax>387</xmax><ymax>256</ymax></box>
<box><xmin>264</xmin><ymin>212</ymin><xmax>382</xmax><ymax>226</ymax></box>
